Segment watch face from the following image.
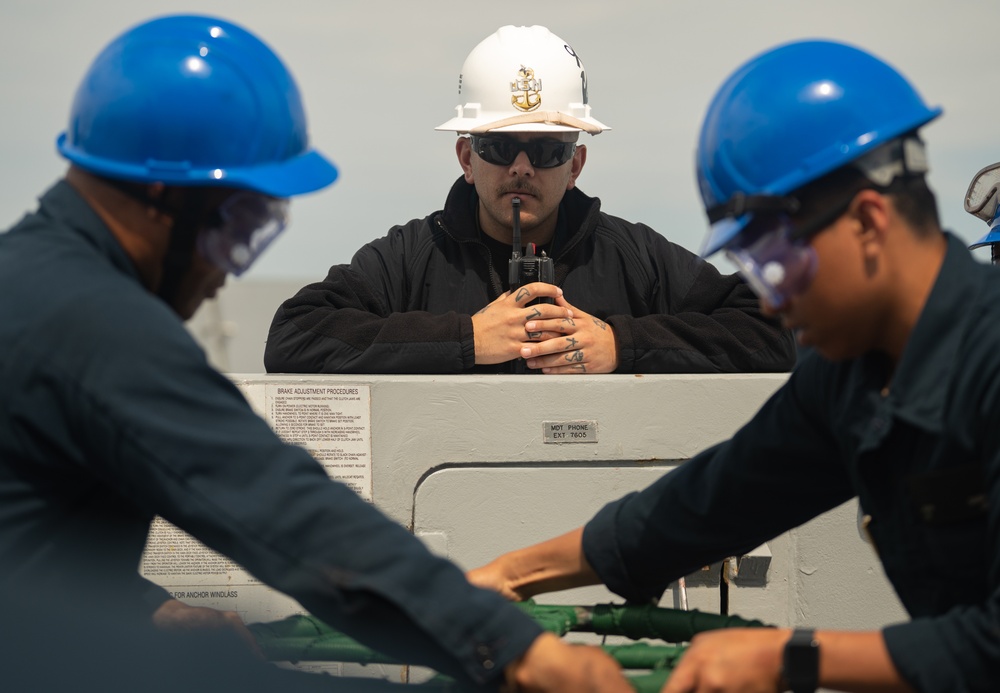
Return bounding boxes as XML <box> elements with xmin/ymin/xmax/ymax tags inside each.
<box><xmin>783</xmin><ymin>628</ymin><xmax>819</xmax><ymax>693</ymax></box>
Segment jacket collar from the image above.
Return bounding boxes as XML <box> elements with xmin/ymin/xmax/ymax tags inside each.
<box><xmin>438</xmin><ymin>176</ymin><xmax>603</xmax><ymax>253</ymax></box>
<box><xmin>869</xmin><ymin>233</ymin><xmax>984</xmax><ymax>432</ymax></box>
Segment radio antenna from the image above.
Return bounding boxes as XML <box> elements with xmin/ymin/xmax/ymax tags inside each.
<box><xmin>511</xmin><ymin>197</ymin><xmax>522</xmax><ymax>260</ymax></box>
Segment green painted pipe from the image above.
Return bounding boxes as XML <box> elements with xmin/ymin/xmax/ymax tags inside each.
<box><xmin>248</xmin><ymin>602</ymin><xmax>774</xmax><ymax>691</ymax></box>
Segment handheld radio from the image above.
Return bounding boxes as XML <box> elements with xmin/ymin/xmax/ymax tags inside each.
<box><xmin>507</xmin><ymin>197</ymin><xmax>555</xmax><ymax>374</ymax></box>
<box><xmin>507</xmin><ymin>197</ymin><xmax>555</xmax><ymax>299</ymax></box>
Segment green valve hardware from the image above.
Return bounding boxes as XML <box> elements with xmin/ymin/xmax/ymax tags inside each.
<box><xmin>248</xmin><ymin>601</ymin><xmax>773</xmax><ymax>692</ymax></box>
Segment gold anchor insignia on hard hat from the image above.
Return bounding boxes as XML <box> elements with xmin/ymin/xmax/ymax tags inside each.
<box><xmin>511</xmin><ymin>66</ymin><xmax>542</xmax><ymax>112</ymax></box>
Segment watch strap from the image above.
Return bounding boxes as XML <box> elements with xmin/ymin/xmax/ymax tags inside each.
<box><xmin>782</xmin><ymin>627</ymin><xmax>819</xmax><ymax>693</ymax></box>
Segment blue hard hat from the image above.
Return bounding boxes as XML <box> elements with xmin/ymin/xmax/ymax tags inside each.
<box><xmin>697</xmin><ymin>39</ymin><xmax>941</xmax><ymax>257</ymax></box>
<box><xmin>56</xmin><ymin>14</ymin><xmax>337</xmax><ymax>198</ymax></box>
<box><xmin>971</xmin><ymin>227</ymin><xmax>1000</xmax><ymax>250</ymax></box>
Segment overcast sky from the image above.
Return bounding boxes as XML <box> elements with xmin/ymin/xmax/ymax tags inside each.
<box><xmin>2</xmin><ymin>0</ymin><xmax>998</xmax><ymax>284</ymax></box>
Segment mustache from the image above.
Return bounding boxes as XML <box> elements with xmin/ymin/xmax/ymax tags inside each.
<box><xmin>498</xmin><ymin>179</ymin><xmax>542</xmax><ymax>198</ymax></box>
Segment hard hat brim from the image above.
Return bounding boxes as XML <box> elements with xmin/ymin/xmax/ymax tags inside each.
<box><xmin>700</xmin><ymin>216</ymin><xmax>749</xmax><ymax>258</ymax></box>
<box><xmin>436</xmin><ymin>111</ymin><xmax>609</xmax><ymax>135</ymax></box>
<box><xmin>970</xmin><ymin>227</ymin><xmax>1000</xmax><ymax>250</ymax></box>
<box><xmin>227</xmin><ymin>150</ymin><xmax>339</xmax><ymax>198</ymax></box>
<box><xmin>58</xmin><ymin>132</ymin><xmax>338</xmax><ymax>198</ymax></box>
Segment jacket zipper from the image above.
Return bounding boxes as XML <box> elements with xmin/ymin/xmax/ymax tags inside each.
<box><xmin>435</xmin><ymin>216</ymin><xmax>504</xmax><ymax>299</ymax></box>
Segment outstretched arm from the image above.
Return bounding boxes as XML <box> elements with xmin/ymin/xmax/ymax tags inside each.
<box><xmin>506</xmin><ymin>632</ymin><xmax>633</xmax><ymax>693</ymax></box>
<box><xmin>662</xmin><ymin>628</ymin><xmax>912</xmax><ymax>693</ymax></box>
<box><xmin>152</xmin><ymin>598</ymin><xmax>263</xmax><ymax>658</ymax></box>
<box><xmin>468</xmin><ymin>527</ymin><xmax>601</xmax><ymax>601</ymax></box>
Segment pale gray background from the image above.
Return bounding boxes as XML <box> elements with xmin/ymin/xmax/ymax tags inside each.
<box><xmin>3</xmin><ymin>0</ymin><xmax>998</xmax><ymax>285</ymax></box>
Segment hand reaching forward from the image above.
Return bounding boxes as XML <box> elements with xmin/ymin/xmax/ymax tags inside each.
<box><xmin>505</xmin><ymin>632</ymin><xmax>633</xmax><ymax>693</ymax></box>
<box><xmin>663</xmin><ymin>628</ymin><xmax>910</xmax><ymax>693</ymax></box>
<box><xmin>152</xmin><ymin>598</ymin><xmax>263</xmax><ymax>658</ymax></box>
<box><xmin>472</xmin><ymin>282</ymin><xmax>573</xmax><ymax>365</ymax></box>
<box><xmin>660</xmin><ymin>628</ymin><xmax>787</xmax><ymax>693</ymax></box>
<box><xmin>520</xmin><ymin>294</ymin><xmax>618</xmax><ymax>374</ymax></box>
<box><xmin>467</xmin><ymin>528</ymin><xmax>601</xmax><ymax>603</ymax></box>
<box><xmin>467</xmin><ymin>558</ymin><xmax>530</xmax><ymax>602</ymax></box>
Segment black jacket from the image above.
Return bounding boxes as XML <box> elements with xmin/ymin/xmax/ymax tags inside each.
<box><xmin>265</xmin><ymin>177</ymin><xmax>796</xmax><ymax>374</ymax></box>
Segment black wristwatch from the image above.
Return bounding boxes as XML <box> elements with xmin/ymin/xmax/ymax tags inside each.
<box><xmin>782</xmin><ymin>628</ymin><xmax>819</xmax><ymax>693</ymax></box>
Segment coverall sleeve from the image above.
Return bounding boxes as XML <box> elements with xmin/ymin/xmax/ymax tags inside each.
<box><xmin>582</xmin><ymin>363</ymin><xmax>853</xmax><ymax>602</ymax></box>
<box><xmin>607</xmin><ymin>234</ymin><xmax>796</xmax><ymax>374</ymax></box>
<box><xmin>264</xmin><ymin>231</ymin><xmax>477</xmax><ymax>374</ymax></box>
<box><xmin>71</xmin><ymin>300</ymin><xmax>541</xmax><ymax>689</ymax></box>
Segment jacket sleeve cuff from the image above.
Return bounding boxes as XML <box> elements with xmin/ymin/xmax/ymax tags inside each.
<box><xmin>460</xmin><ymin>314</ymin><xmax>477</xmax><ymax>370</ymax></box>
<box><xmin>582</xmin><ymin>493</ymin><xmax>658</xmax><ymax>602</ymax></box>
<box><xmin>883</xmin><ymin>620</ymin><xmax>960</xmax><ymax>692</ymax></box>
<box><xmin>463</xmin><ymin>602</ymin><xmax>544</xmax><ymax>687</ymax></box>
<box><xmin>606</xmin><ymin>315</ymin><xmax>634</xmax><ymax>373</ymax></box>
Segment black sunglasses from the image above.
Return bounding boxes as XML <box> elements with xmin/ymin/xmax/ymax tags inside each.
<box><xmin>469</xmin><ymin>135</ymin><xmax>577</xmax><ymax>169</ymax></box>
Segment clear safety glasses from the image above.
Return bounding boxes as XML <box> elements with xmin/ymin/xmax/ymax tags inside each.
<box><xmin>965</xmin><ymin>162</ymin><xmax>1000</xmax><ymax>230</ymax></box>
<box><xmin>198</xmin><ymin>191</ymin><xmax>289</xmax><ymax>276</ymax></box>
<box><xmin>725</xmin><ymin>217</ymin><xmax>818</xmax><ymax>309</ymax></box>
<box><xmin>715</xmin><ymin>188</ymin><xmax>859</xmax><ymax>307</ymax></box>
<box><xmin>469</xmin><ymin>135</ymin><xmax>577</xmax><ymax>169</ymax></box>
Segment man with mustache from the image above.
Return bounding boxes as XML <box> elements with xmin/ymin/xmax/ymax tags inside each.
<box><xmin>264</xmin><ymin>25</ymin><xmax>795</xmax><ymax>375</ymax></box>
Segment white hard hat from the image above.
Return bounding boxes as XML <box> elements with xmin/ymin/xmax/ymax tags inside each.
<box><xmin>436</xmin><ymin>25</ymin><xmax>610</xmax><ymax>135</ymax></box>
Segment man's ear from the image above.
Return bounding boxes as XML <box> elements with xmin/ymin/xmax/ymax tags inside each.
<box><xmin>566</xmin><ymin>144</ymin><xmax>587</xmax><ymax>191</ymax></box>
<box><xmin>456</xmin><ymin>137</ymin><xmax>475</xmax><ymax>183</ymax></box>
<box><xmin>851</xmin><ymin>189</ymin><xmax>890</xmax><ymax>258</ymax></box>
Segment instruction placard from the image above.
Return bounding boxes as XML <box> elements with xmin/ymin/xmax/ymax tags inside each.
<box><xmin>141</xmin><ymin>382</ymin><xmax>373</xmax><ymax>586</ymax></box>
<box><xmin>142</xmin><ymin>516</ymin><xmax>260</xmax><ymax>585</ymax></box>
<box><xmin>266</xmin><ymin>384</ymin><xmax>372</xmax><ymax>501</ymax></box>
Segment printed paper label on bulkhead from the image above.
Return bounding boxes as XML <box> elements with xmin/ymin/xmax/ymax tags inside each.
<box><xmin>266</xmin><ymin>384</ymin><xmax>372</xmax><ymax>502</ymax></box>
<box><xmin>141</xmin><ymin>382</ymin><xmax>372</xmax><ymax>585</ymax></box>
<box><xmin>142</xmin><ymin>517</ymin><xmax>260</xmax><ymax>585</ymax></box>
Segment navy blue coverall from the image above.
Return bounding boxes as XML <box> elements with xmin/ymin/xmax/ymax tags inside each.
<box><xmin>584</xmin><ymin>234</ymin><xmax>1000</xmax><ymax>692</ymax></box>
<box><xmin>0</xmin><ymin>181</ymin><xmax>540</xmax><ymax>689</ymax></box>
